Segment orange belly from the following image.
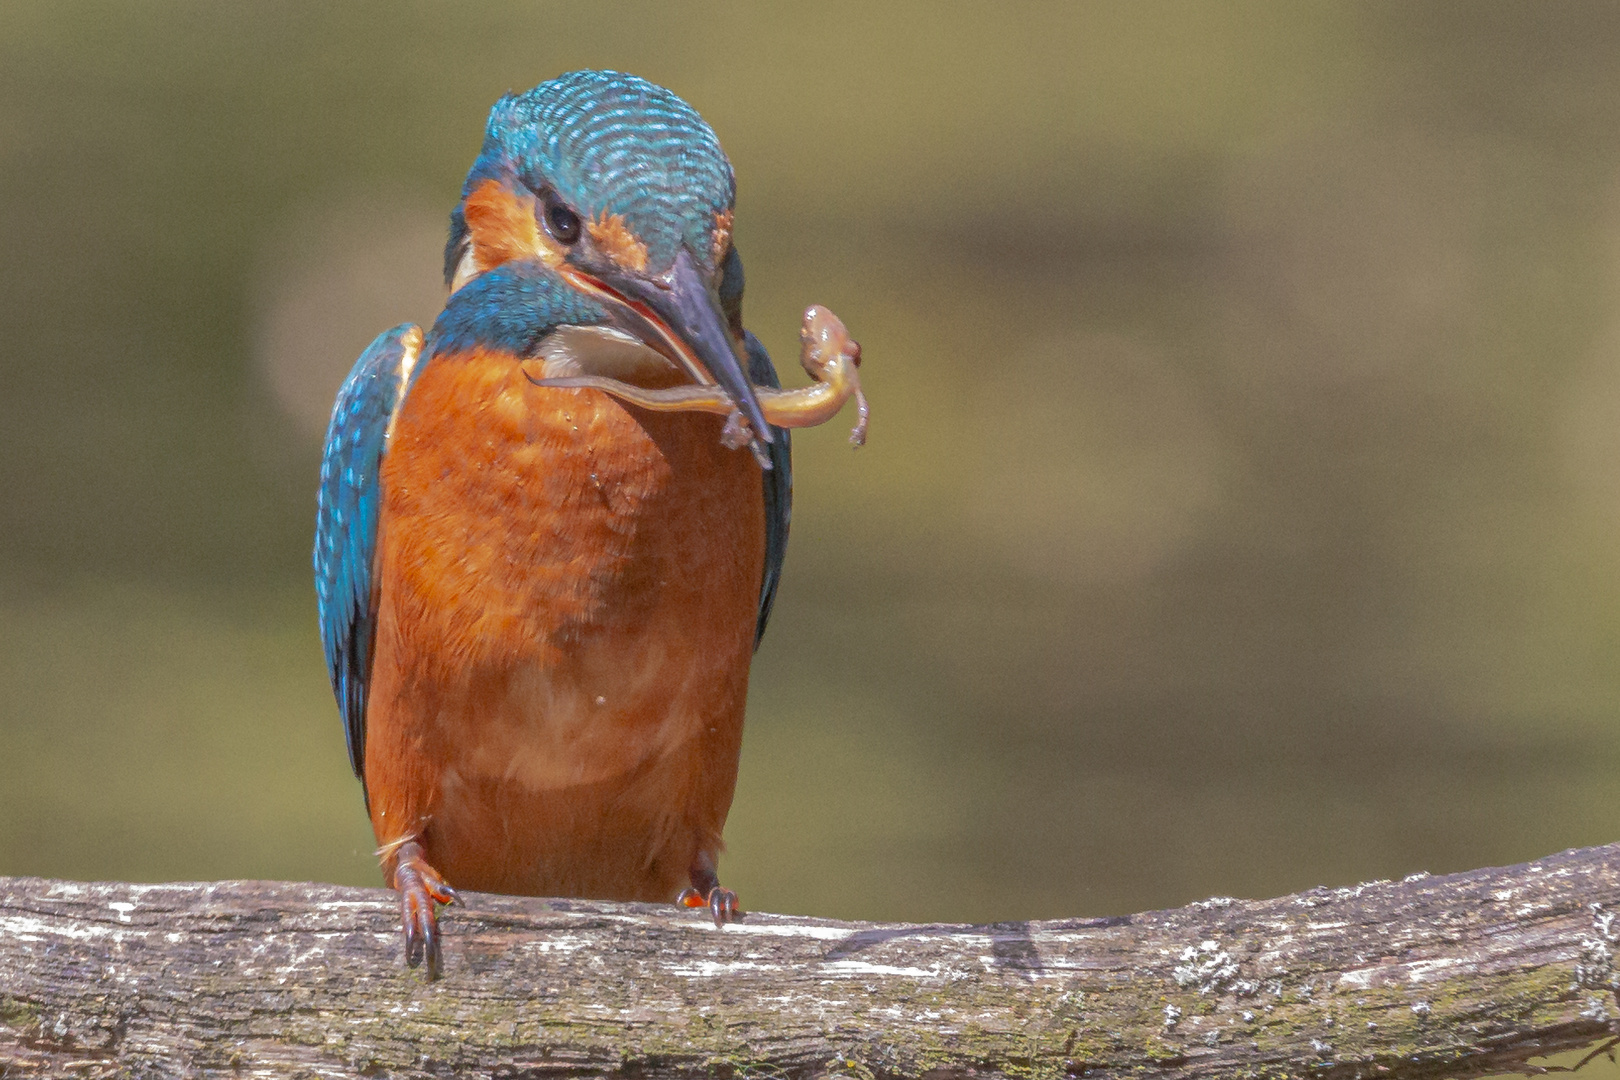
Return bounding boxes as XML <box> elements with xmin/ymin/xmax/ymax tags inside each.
<box><xmin>364</xmin><ymin>347</ymin><xmax>765</xmax><ymax>902</ymax></box>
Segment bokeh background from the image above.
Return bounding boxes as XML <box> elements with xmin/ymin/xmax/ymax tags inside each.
<box><xmin>4</xmin><ymin>0</ymin><xmax>1620</xmax><ymax>980</ymax></box>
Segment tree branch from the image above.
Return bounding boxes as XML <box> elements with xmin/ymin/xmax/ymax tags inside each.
<box><xmin>3</xmin><ymin>843</ymin><xmax>1620</xmax><ymax>1078</ymax></box>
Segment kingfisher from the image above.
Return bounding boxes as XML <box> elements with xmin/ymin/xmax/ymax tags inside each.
<box><xmin>312</xmin><ymin>71</ymin><xmax>798</xmax><ymax>978</ymax></box>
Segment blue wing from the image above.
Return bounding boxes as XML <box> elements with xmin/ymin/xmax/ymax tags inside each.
<box><xmin>745</xmin><ymin>330</ymin><xmax>792</xmax><ymax>646</ymax></box>
<box><xmin>314</xmin><ymin>324</ymin><xmax>422</xmax><ymax>785</ymax></box>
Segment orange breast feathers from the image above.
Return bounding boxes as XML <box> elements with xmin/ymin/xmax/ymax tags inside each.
<box><xmin>363</xmin><ymin>348</ymin><xmax>766</xmax><ymax>901</ymax></box>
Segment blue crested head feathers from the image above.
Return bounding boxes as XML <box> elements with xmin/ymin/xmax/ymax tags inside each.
<box><xmin>445</xmin><ymin>70</ymin><xmax>736</xmax><ymax>284</ymax></box>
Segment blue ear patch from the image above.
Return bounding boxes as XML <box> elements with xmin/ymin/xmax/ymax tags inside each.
<box><xmin>314</xmin><ymin>324</ymin><xmax>420</xmax><ymax>789</ymax></box>
<box><xmin>426</xmin><ymin>259</ymin><xmax>608</xmax><ymax>360</ymax></box>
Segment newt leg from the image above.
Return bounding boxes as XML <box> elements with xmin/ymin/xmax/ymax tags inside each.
<box><xmin>390</xmin><ymin>839</ymin><xmax>457</xmax><ymax>979</ymax></box>
<box><xmin>677</xmin><ymin>850</ymin><xmax>743</xmax><ymax>927</ymax></box>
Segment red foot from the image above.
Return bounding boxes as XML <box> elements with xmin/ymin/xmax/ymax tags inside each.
<box><xmin>677</xmin><ymin>885</ymin><xmax>743</xmax><ymax>926</ymax></box>
<box><xmin>392</xmin><ymin>840</ymin><xmax>457</xmax><ymax>979</ymax></box>
<box><xmin>679</xmin><ymin>852</ymin><xmax>743</xmax><ymax>927</ymax></box>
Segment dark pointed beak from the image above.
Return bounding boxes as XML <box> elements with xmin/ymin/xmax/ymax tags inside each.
<box><xmin>584</xmin><ymin>246</ymin><xmax>772</xmax><ymax>449</ymax></box>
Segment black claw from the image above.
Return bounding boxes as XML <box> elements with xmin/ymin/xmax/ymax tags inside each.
<box><xmin>708</xmin><ymin>887</ymin><xmax>741</xmax><ymax>927</ymax></box>
<box><xmin>402</xmin><ymin>896</ymin><xmax>441</xmax><ymax>978</ymax></box>
<box><xmin>402</xmin><ymin>892</ymin><xmax>424</xmax><ymax>969</ymax></box>
<box><xmin>683</xmin><ymin>853</ymin><xmax>742</xmax><ymax>927</ymax></box>
<box><xmin>423</xmin><ymin>922</ymin><xmax>442</xmax><ymax>980</ymax></box>
<box><xmin>397</xmin><ymin>865</ymin><xmax>445</xmax><ymax>979</ymax></box>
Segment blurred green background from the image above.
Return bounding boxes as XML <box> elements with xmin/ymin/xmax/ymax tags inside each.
<box><xmin>3</xmin><ymin>0</ymin><xmax>1620</xmax><ymax>962</ymax></box>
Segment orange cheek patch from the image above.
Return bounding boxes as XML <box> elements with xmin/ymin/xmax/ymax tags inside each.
<box><xmin>587</xmin><ymin>212</ymin><xmax>649</xmax><ymax>274</ymax></box>
<box><xmin>462</xmin><ymin>179</ymin><xmax>553</xmax><ymax>271</ymax></box>
<box><xmin>711</xmin><ymin>209</ymin><xmax>732</xmax><ymax>269</ymax></box>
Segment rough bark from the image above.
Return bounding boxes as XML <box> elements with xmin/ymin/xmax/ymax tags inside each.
<box><xmin>3</xmin><ymin>843</ymin><xmax>1620</xmax><ymax>1079</ymax></box>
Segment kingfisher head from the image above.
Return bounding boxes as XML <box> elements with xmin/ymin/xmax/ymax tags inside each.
<box><xmin>443</xmin><ymin>70</ymin><xmax>768</xmax><ymax>444</ymax></box>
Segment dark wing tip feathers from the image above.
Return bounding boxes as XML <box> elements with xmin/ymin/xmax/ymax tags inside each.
<box><xmin>746</xmin><ymin>331</ymin><xmax>792</xmax><ymax>647</ymax></box>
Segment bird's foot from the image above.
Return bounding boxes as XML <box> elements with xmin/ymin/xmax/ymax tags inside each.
<box><xmin>390</xmin><ymin>840</ymin><xmax>457</xmax><ymax>979</ymax></box>
<box><xmin>679</xmin><ymin>851</ymin><xmax>743</xmax><ymax>927</ymax></box>
<box><xmin>678</xmin><ymin>885</ymin><xmax>743</xmax><ymax>926</ymax></box>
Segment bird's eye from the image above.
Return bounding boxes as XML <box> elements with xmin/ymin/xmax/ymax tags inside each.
<box><xmin>542</xmin><ymin>192</ymin><xmax>582</xmax><ymax>246</ymax></box>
